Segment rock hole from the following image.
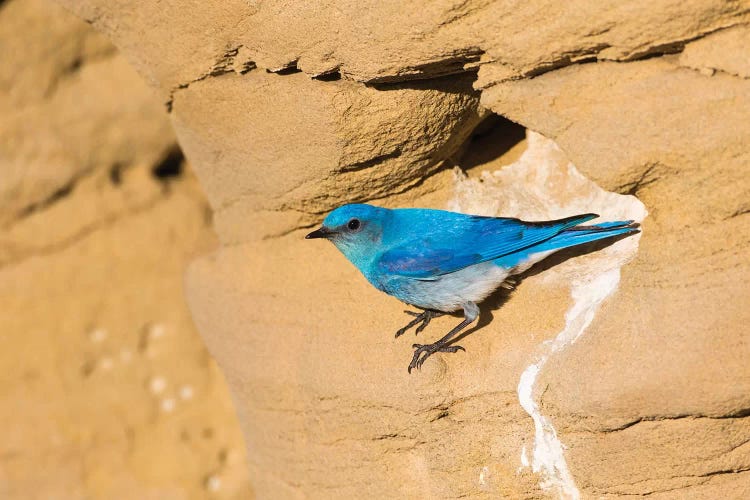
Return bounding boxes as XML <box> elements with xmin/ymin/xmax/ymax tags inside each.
<box><xmin>109</xmin><ymin>163</ymin><xmax>123</xmax><ymax>185</ymax></box>
<box><xmin>267</xmin><ymin>60</ymin><xmax>302</xmax><ymax>75</ymax></box>
<box><xmin>454</xmin><ymin>114</ymin><xmax>527</xmax><ymax>173</ymax></box>
<box><xmin>151</xmin><ymin>147</ymin><xmax>184</xmax><ymax>181</ymax></box>
<box><xmin>313</xmin><ymin>69</ymin><xmax>342</xmax><ymax>81</ymax></box>
<box><xmin>66</xmin><ymin>56</ymin><xmax>83</xmax><ymax>74</ymax></box>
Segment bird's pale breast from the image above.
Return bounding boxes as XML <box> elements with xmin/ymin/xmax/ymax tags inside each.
<box><xmin>373</xmin><ymin>261</ymin><xmax>510</xmax><ymax>312</ymax></box>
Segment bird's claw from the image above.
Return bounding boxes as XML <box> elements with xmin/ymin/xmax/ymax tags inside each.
<box><xmin>414</xmin><ymin>321</ymin><xmax>430</xmax><ymax>335</ymax></box>
<box><xmin>394</xmin><ymin>326</ymin><xmax>410</xmax><ymax>338</ymax></box>
<box><xmin>395</xmin><ymin>309</ymin><xmax>444</xmax><ymax>338</ymax></box>
<box><xmin>407</xmin><ymin>343</ymin><xmax>465</xmax><ymax>373</ymax></box>
<box><xmin>411</xmin><ymin>343</ymin><xmax>465</xmax><ymax>353</ymax></box>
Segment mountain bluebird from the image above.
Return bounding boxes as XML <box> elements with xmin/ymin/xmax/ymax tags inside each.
<box><xmin>306</xmin><ymin>203</ymin><xmax>638</xmax><ymax>373</ymax></box>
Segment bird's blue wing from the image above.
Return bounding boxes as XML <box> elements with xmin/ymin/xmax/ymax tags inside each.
<box><xmin>377</xmin><ymin>212</ymin><xmax>598</xmax><ymax>279</ymax></box>
<box><xmin>376</xmin><ymin>245</ymin><xmax>482</xmax><ymax>279</ymax></box>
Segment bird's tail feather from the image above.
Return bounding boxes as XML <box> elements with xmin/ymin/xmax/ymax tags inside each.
<box><xmin>564</xmin><ymin>220</ymin><xmax>635</xmax><ymax>231</ymax></box>
<box><xmin>538</xmin><ymin>221</ymin><xmax>639</xmax><ymax>251</ymax></box>
<box><xmin>492</xmin><ymin>219</ymin><xmax>639</xmax><ymax>269</ymax></box>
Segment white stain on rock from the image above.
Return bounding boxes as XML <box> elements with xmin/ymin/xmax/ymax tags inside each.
<box><xmin>450</xmin><ymin>130</ymin><xmax>647</xmax><ymax>498</ymax></box>
<box><xmin>518</xmin><ymin>269</ymin><xmax>620</xmax><ymax>498</ymax></box>
<box><xmin>520</xmin><ymin>445</ymin><xmax>530</xmax><ymax>469</ymax></box>
<box><xmin>479</xmin><ymin>465</ymin><xmax>489</xmax><ymax>487</ymax></box>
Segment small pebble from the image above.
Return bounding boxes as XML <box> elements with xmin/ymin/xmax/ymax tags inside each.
<box><xmin>161</xmin><ymin>397</ymin><xmax>176</xmax><ymax>413</ymax></box>
<box><xmin>149</xmin><ymin>376</ymin><xmax>167</xmax><ymax>394</ymax></box>
<box><xmin>205</xmin><ymin>474</ymin><xmax>222</xmax><ymax>492</ymax></box>
<box><xmin>179</xmin><ymin>385</ymin><xmax>194</xmax><ymax>400</ymax></box>
<box><xmin>89</xmin><ymin>328</ymin><xmax>107</xmax><ymax>343</ymax></box>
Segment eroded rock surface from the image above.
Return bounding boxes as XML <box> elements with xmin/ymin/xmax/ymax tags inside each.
<box><xmin>0</xmin><ymin>1</ymin><xmax>252</xmax><ymax>498</ymax></box>
<box><xmin>37</xmin><ymin>0</ymin><xmax>750</xmax><ymax>497</ymax></box>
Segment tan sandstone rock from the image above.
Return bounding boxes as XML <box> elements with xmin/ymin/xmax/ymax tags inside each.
<box><xmin>170</xmin><ymin>70</ymin><xmax>484</xmax><ymax>242</ymax></box>
<box><xmin>0</xmin><ymin>1</ymin><xmax>252</xmax><ymax>498</ymax></box>
<box><xmin>0</xmin><ymin>0</ymin><xmax>175</xmax><ymax>227</ymax></box>
<box><xmin>42</xmin><ymin>0</ymin><xmax>750</xmax><ymax>497</ymax></box>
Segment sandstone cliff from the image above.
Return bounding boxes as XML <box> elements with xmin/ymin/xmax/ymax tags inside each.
<box><xmin>8</xmin><ymin>0</ymin><xmax>750</xmax><ymax>497</ymax></box>
<box><xmin>0</xmin><ymin>1</ymin><xmax>252</xmax><ymax>498</ymax></box>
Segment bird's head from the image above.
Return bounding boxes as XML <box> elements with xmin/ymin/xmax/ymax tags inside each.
<box><xmin>306</xmin><ymin>203</ymin><xmax>391</xmax><ymax>266</ymax></box>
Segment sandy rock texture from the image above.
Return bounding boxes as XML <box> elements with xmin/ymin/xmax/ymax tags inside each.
<box><xmin>53</xmin><ymin>0</ymin><xmax>750</xmax><ymax>497</ymax></box>
<box><xmin>0</xmin><ymin>1</ymin><xmax>252</xmax><ymax>498</ymax></box>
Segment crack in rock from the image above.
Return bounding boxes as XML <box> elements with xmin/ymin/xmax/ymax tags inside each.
<box><xmin>601</xmin><ymin>408</ymin><xmax>750</xmax><ymax>433</ymax></box>
<box><xmin>166</xmin><ymin>46</ymin><xmax>256</xmax><ymax>111</ymax></box>
<box><xmin>0</xmin><ymin>193</ymin><xmax>165</xmax><ymax>270</ymax></box>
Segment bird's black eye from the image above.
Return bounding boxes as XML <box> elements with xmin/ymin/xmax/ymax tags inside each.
<box><xmin>347</xmin><ymin>218</ymin><xmax>361</xmax><ymax>231</ymax></box>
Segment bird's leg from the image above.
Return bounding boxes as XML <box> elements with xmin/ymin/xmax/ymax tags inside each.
<box><xmin>395</xmin><ymin>309</ymin><xmax>446</xmax><ymax>338</ymax></box>
<box><xmin>408</xmin><ymin>302</ymin><xmax>479</xmax><ymax>373</ymax></box>
<box><xmin>408</xmin><ymin>322</ymin><xmax>469</xmax><ymax>373</ymax></box>
<box><xmin>413</xmin><ymin>310</ymin><xmax>445</xmax><ymax>335</ymax></box>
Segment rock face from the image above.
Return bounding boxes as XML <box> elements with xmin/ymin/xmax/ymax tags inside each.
<box><xmin>0</xmin><ymin>1</ymin><xmax>252</xmax><ymax>498</ymax></box>
<box><xmin>36</xmin><ymin>0</ymin><xmax>750</xmax><ymax>497</ymax></box>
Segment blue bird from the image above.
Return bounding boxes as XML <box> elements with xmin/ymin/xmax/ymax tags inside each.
<box><xmin>306</xmin><ymin>204</ymin><xmax>638</xmax><ymax>373</ymax></box>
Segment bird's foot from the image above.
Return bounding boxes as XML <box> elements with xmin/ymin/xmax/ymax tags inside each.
<box><xmin>395</xmin><ymin>309</ymin><xmax>445</xmax><ymax>338</ymax></box>
<box><xmin>407</xmin><ymin>342</ymin><xmax>465</xmax><ymax>373</ymax></box>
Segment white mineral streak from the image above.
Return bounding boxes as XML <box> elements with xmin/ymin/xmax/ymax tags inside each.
<box><xmin>517</xmin><ymin>269</ymin><xmax>619</xmax><ymax>499</ymax></box>
<box><xmin>450</xmin><ymin>131</ymin><xmax>647</xmax><ymax>498</ymax></box>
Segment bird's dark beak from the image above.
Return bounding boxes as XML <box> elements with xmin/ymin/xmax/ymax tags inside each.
<box><xmin>305</xmin><ymin>227</ymin><xmax>333</xmax><ymax>239</ymax></box>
